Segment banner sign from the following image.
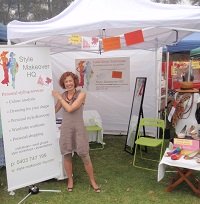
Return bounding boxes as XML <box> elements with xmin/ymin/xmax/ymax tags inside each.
<box><xmin>0</xmin><ymin>46</ymin><xmax>59</xmax><ymax>191</ymax></box>
<box><xmin>69</xmin><ymin>35</ymin><xmax>82</xmax><ymax>45</ymax></box>
<box><xmin>192</xmin><ymin>60</ymin><xmax>200</xmax><ymax>69</ymax></box>
<box><xmin>124</xmin><ymin>30</ymin><xmax>144</xmax><ymax>46</ymax></box>
<box><xmin>82</xmin><ymin>37</ymin><xmax>99</xmax><ymax>50</ymax></box>
<box><xmin>171</xmin><ymin>61</ymin><xmax>189</xmax><ymax>76</ymax></box>
<box><xmin>102</xmin><ymin>37</ymin><xmax>121</xmax><ymax>52</ymax></box>
<box><xmin>75</xmin><ymin>57</ymin><xmax>130</xmax><ymax>92</ymax></box>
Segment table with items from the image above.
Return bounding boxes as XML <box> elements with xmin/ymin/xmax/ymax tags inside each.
<box><xmin>158</xmin><ymin>146</ymin><xmax>200</xmax><ymax>196</ymax></box>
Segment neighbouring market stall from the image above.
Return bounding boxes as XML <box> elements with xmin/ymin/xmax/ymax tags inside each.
<box><xmin>0</xmin><ymin>23</ymin><xmax>7</xmax><ymax>44</ymax></box>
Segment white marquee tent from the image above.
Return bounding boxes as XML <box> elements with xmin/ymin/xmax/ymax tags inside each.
<box><xmin>6</xmin><ymin>0</ymin><xmax>200</xmax><ymax>133</ymax></box>
<box><xmin>7</xmin><ymin>0</ymin><xmax>200</xmax><ymax>52</ymax></box>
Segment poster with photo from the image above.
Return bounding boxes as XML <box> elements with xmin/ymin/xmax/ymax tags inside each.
<box><xmin>0</xmin><ymin>46</ymin><xmax>59</xmax><ymax>191</ymax></box>
<box><xmin>75</xmin><ymin>57</ymin><xmax>130</xmax><ymax>92</ymax></box>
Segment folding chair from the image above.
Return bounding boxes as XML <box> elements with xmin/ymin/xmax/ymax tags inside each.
<box><xmin>133</xmin><ymin>118</ymin><xmax>165</xmax><ymax>171</ymax></box>
<box><xmin>86</xmin><ymin>125</ymin><xmax>104</xmax><ymax>150</ymax></box>
<box><xmin>83</xmin><ymin>110</ymin><xmax>105</xmax><ymax>150</ymax></box>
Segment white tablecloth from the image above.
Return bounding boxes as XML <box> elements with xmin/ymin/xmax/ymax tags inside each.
<box><xmin>158</xmin><ymin>148</ymin><xmax>200</xmax><ymax>182</ymax></box>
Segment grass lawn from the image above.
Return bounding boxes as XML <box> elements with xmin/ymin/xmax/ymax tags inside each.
<box><xmin>0</xmin><ymin>135</ymin><xmax>200</xmax><ymax>204</ymax></box>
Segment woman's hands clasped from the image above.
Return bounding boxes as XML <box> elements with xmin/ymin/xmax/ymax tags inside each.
<box><xmin>52</xmin><ymin>90</ymin><xmax>62</xmax><ymax>101</ymax></box>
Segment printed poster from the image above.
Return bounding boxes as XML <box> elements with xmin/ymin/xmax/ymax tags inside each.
<box><xmin>0</xmin><ymin>46</ymin><xmax>59</xmax><ymax>191</ymax></box>
<box><xmin>75</xmin><ymin>57</ymin><xmax>130</xmax><ymax>92</ymax></box>
<box><xmin>81</xmin><ymin>37</ymin><xmax>99</xmax><ymax>50</ymax></box>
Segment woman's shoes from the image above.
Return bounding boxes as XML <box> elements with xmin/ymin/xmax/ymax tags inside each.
<box><xmin>93</xmin><ymin>187</ymin><xmax>101</xmax><ymax>193</ymax></box>
<box><xmin>90</xmin><ymin>185</ymin><xmax>101</xmax><ymax>193</ymax></box>
<box><xmin>67</xmin><ymin>178</ymin><xmax>73</xmax><ymax>192</ymax></box>
<box><xmin>67</xmin><ymin>187</ymin><xmax>73</xmax><ymax>192</ymax></box>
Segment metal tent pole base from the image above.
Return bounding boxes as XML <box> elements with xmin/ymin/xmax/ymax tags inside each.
<box><xmin>17</xmin><ymin>185</ymin><xmax>61</xmax><ymax>204</ymax></box>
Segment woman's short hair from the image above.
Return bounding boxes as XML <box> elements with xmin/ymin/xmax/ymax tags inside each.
<box><xmin>59</xmin><ymin>72</ymin><xmax>79</xmax><ymax>89</ymax></box>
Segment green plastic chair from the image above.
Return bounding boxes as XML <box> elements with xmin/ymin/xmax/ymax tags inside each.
<box><xmin>133</xmin><ymin>118</ymin><xmax>165</xmax><ymax>171</ymax></box>
<box><xmin>86</xmin><ymin>125</ymin><xmax>105</xmax><ymax>150</ymax></box>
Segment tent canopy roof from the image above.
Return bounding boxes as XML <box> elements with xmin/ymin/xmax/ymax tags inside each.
<box><xmin>0</xmin><ymin>23</ymin><xmax>7</xmax><ymax>42</ymax></box>
<box><xmin>7</xmin><ymin>0</ymin><xmax>200</xmax><ymax>53</ymax></box>
<box><xmin>166</xmin><ymin>32</ymin><xmax>200</xmax><ymax>53</ymax></box>
<box><xmin>190</xmin><ymin>46</ymin><xmax>200</xmax><ymax>57</ymax></box>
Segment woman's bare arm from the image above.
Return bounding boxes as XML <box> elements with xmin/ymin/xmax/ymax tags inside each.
<box><xmin>52</xmin><ymin>90</ymin><xmax>86</xmax><ymax>113</ymax></box>
<box><xmin>55</xmin><ymin>100</ymin><xmax>62</xmax><ymax>113</ymax></box>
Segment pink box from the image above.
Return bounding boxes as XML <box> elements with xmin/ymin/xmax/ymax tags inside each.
<box><xmin>174</xmin><ymin>138</ymin><xmax>200</xmax><ymax>151</ymax></box>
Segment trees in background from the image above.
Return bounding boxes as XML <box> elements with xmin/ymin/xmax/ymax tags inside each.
<box><xmin>0</xmin><ymin>0</ymin><xmax>199</xmax><ymax>25</ymax></box>
<box><xmin>152</xmin><ymin>0</ymin><xmax>199</xmax><ymax>5</ymax></box>
<box><xmin>0</xmin><ymin>0</ymin><xmax>73</xmax><ymax>24</ymax></box>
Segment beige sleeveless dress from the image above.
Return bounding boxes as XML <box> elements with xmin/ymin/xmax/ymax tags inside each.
<box><xmin>59</xmin><ymin>90</ymin><xmax>89</xmax><ymax>156</ymax></box>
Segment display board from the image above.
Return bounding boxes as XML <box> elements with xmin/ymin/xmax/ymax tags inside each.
<box><xmin>124</xmin><ymin>77</ymin><xmax>147</xmax><ymax>154</ymax></box>
<box><xmin>0</xmin><ymin>46</ymin><xmax>60</xmax><ymax>191</ymax></box>
<box><xmin>75</xmin><ymin>57</ymin><xmax>130</xmax><ymax>92</ymax></box>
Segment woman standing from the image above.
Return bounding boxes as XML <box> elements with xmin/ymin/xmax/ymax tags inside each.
<box><xmin>52</xmin><ymin>71</ymin><xmax>100</xmax><ymax>193</ymax></box>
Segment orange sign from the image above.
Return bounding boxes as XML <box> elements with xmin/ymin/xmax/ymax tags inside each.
<box><xmin>124</xmin><ymin>30</ymin><xmax>144</xmax><ymax>46</ymax></box>
<box><xmin>112</xmin><ymin>71</ymin><xmax>122</xmax><ymax>79</ymax></box>
<box><xmin>102</xmin><ymin>37</ymin><xmax>121</xmax><ymax>52</ymax></box>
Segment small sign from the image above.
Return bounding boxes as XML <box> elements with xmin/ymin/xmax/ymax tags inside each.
<box><xmin>68</xmin><ymin>35</ymin><xmax>82</xmax><ymax>45</ymax></box>
<box><xmin>174</xmin><ymin>138</ymin><xmax>200</xmax><ymax>151</ymax></box>
<box><xmin>124</xmin><ymin>30</ymin><xmax>144</xmax><ymax>46</ymax></box>
<box><xmin>82</xmin><ymin>37</ymin><xmax>99</xmax><ymax>50</ymax></box>
<box><xmin>192</xmin><ymin>60</ymin><xmax>200</xmax><ymax>69</ymax></box>
<box><xmin>102</xmin><ymin>37</ymin><xmax>121</xmax><ymax>52</ymax></box>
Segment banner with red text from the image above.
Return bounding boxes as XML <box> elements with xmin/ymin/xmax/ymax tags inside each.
<box><xmin>0</xmin><ymin>46</ymin><xmax>59</xmax><ymax>191</ymax></box>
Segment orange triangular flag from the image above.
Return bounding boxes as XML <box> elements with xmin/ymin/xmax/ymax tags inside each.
<box><xmin>102</xmin><ymin>37</ymin><xmax>121</xmax><ymax>52</ymax></box>
<box><xmin>124</xmin><ymin>30</ymin><xmax>144</xmax><ymax>46</ymax></box>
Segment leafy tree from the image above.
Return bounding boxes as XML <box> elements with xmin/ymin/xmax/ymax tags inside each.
<box><xmin>153</xmin><ymin>0</ymin><xmax>181</xmax><ymax>3</ymax></box>
<box><xmin>0</xmin><ymin>0</ymin><xmax>199</xmax><ymax>25</ymax></box>
<box><xmin>152</xmin><ymin>0</ymin><xmax>200</xmax><ymax>5</ymax></box>
<box><xmin>190</xmin><ymin>0</ymin><xmax>200</xmax><ymax>5</ymax></box>
<box><xmin>0</xmin><ymin>0</ymin><xmax>74</xmax><ymax>24</ymax></box>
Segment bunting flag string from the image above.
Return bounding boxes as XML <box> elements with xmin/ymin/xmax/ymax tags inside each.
<box><xmin>69</xmin><ymin>29</ymin><xmax>144</xmax><ymax>52</ymax></box>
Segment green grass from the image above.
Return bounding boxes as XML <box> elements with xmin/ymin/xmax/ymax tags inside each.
<box><xmin>0</xmin><ymin>135</ymin><xmax>200</xmax><ymax>204</ymax></box>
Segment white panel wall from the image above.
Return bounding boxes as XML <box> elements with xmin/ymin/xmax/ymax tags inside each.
<box><xmin>51</xmin><ymin>49</ymin><xmax>162</xmax><ymax>134</ymax></box>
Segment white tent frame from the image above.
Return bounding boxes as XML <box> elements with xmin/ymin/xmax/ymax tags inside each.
<box><xmin>5</xmin><ymin>0</ymin><xmax>200</xmax><ymax>133</ymax></box>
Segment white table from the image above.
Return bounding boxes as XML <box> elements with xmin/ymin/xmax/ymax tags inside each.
<box><xmin>158</xmin><ymin>149</ymin><xmax>200</xmax><ymax>196</ymax></box>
